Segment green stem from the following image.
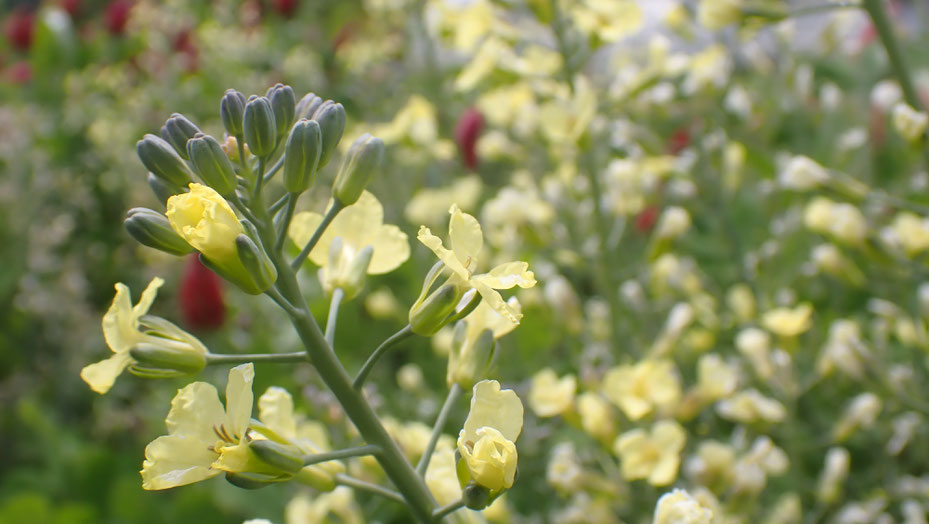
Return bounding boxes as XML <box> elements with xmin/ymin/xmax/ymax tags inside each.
<box><xmin>416</xmin><ymin>383</ymin><xmax>462</xmax><ymax>476</ymax></box>
<box><xmin>326</xmin><ymin>287</ymin><xmax>345</xmax><ymax>348</ymax></box>
<box><xmin>788</xmin><ymin>1</ymin><xmax>861</xmax><ymax>17</ymax></box>
<box><xmin>268</xmin><ymin>194</ymin><xmax>290</xmax><ymax>216</ymax></box>
<box><xmin>275</xmin><ymin>193</ymin><xmax>297</xmax><ymax>252</ymax></box>
<box><xmin>432</xmin><ymin>500</ymin><xmax>466</xmax><ymax>521</ymax></box>
<box><xmin>265</xmin><ymin>286</ymin><xmax>303</xmax><ymax>318</ymax></box>
<box><xmin>235</xmin><ymin>134</ymin><xmax>252</xmax><ymax>181</ymax></box>
<box><xmin>291</xmin><ymin>200</ymin><xmax>345</xmax><ymax>270</ymax></box>
<box><xmin>353</xmin><ymin>325</ymin><xmax>416</xmax><ymax>390</ymax></box>
<box><xmin>303</xmin><ymin>444</ymin><xmax>381</xmax><ymax>466</ymax></box>
<box><xmin>253</xmin><ymin>157</ymin><xmax>267</xmax><ymax>201</ymax></box>
<box><xmin>334</xmin><ymin>474</ymin><xmax>406</xmax><ymax>505</ymax></box>
<box><xmin>263</xmin><ymin>155</ymin><xmax>285</xmax><ymax>184</ymax></box>
<box><xmin>206</xmin><ymin>352</ymin><xmax>307</xmax><ymax>364</ymax></box>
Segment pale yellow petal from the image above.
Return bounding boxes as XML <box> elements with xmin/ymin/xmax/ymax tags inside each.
<box><xmin>258</xmin><ymin>386</ymin><xmax>297</xmax><ymax>440</ymax></box>
<box><xmin>448</xmin><ymin>204</ymin><xmax>483</xmax><ymax>270</ymax></box>
<box><xmin>472</xmin><ymin>279</ymin><xmax>521</xmax><ymax>324</ymax></box>
<box><xmin>367</xmin><ymin>224</ymin><xmax>410</xmax><ymax>274</ymax></box>
<box><xmin>211</xmin><ymin>442</ymin><xmax>252</xmax><ymax>473</ymax></box>
<box><xmin>648</xmin><ymin>453</ymin><xmax>681</xmax><ymax>486</ymax></box>
<box><xmin>479</xmin><ymin>262</ymin><xmax>536</xmax><ymax>289</ymax></box>
<box><xmin>133</xmin><ymin>277</ymin><xmax>165</xmax><ymax>317</ymax></box>
<box><xmin>102</xmin><ymin>283</ymin><xmax>135</xmax><ymax>353</ymax></box>
<box><xmin>463</xmin><ymin>380</ymin><xmax>524</xmax><ymax>443</ymax></box>
<box><xmin>288</xmin><ymin>211</ymin><xmax>325</xmax><ymax>266</ymax></box>
<box><xmin>141</xmin><ymin>435</ymin><xmax>220</xmax><ymax>490</ymax></box>
<box><xmin>80</xmin><ymin>352</ymin><xmax>133</xmax><ymax>394</ymax></box>
<box><xmin>225</xmin><ymin>363</ymin><xmax>255</xmax><ymax>439</ymax></box>
<box><xmin>418</xmin><ymin>226</ymin><xmax>470</xmax><ymax>280</ymax></box>
<box><xmin>165</xmin><ymin>382</ymin><xmax>226</xmax><ymax>442</ymax></box>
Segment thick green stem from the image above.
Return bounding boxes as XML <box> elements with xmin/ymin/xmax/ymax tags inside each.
<box><xmin>354</xmin><ymin>325</ymin><xmax>416</xmax><ymax>390</ymax></box>
<box><xmin>291</xmin><ymin>200</ymin><xmax>345</xmax><ymax>270</ymax></box>
<box><xmin>326</xmin><ymin>287</ymin><xmax>345</xmax><ymax>347</ymax></box>
<box><xmin>303</xmin><ymin>444</ymin><xmax>380</xmax><ymax>466</ymax></box>
<box><xmin>433</xmin><ymin>500</ymin><xmax>466</xmax><ymax>521</ymax></box>
<box><xmin>416</xmin><ymin>383</ymin><xmax>462</xmax><ymax>476</ymax></box>
<box><xmin>206</xmin><ymin>352</ymin><xmax>307</xmax><ymax>364</ymax></box>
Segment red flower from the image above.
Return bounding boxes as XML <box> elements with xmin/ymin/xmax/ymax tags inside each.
<box><xmin>4</xmin><ymin>9</ymin><xmax>35</xmax><ymax>51</ymax></box>
<box><xmin>180</xmin><ymin>255</ymin><xmax>226</xmax><ymax>331</ymax></box>
<box><xmin>455</xmin><ymin>107</ymin><xmax>484</xmax><ymax>170</ymax></box>
<box><xmin>271</xmin><ymin>0</ymin><xmax>299</xmax><ymax>17</ymax></box>
<box><xmin>667</xmin><ymin>127</ymin><xmax>690</xmax><ymax>155</ymax></box>
<box><xmin>104</xmin><ymin>0</ymin><xmax>132</xmax><ymax>36</ymax></box>
<box><xmin>635</xmin><ymin>206</ymin><xmax>659</xmax><ymax>233</ymax></box>
<box><xmin>172</xmin><ymin>29</ymin><xmax>199</xmax><ymax>73</ymax></box>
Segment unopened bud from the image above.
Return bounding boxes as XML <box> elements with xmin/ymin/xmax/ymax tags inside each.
<box><xmin>249</xmin><ymin>440</ymin><xmax>305</xmax><ymax>475</ymax></box>
<box><xmin>244</xmin><ymin>95</ymin><xmax>277</xmax><ymax>158</ymax></box>
<box><xmin>267</xmin><ymin>83</ymin><xmax>296</xmax><ymax>141</ymax></box>
<box><xmin>147</xmin><ymin>173</ymin><xmax>185</xmax><ymax>206</ymax></box>
<box><xmin>295</xmin><ymin>92</ymin><xmax>324</xmax><ymax>120</ymax></box>
<box><xmin>410</xmin><ymin>284</ymin><xmax>460</xmax><ymax>336</ymax></box>
<box><xmin>128</xmin><ymin>340</ymin><xmax>207</xmax><ymax>377</ymax></box>
<box><xmin>137</xmin><ymin>134</ymin><xmax>193</xmax><ymax>187</ymax></box>
<box><xmin>283</xmin><ymin>119</ymin><xmax>322</xmax><ymax>194</ymax></box>
<box><xmin>224</xmin><ymin>471</ymin><xmax>289</xmax><ymax>490</ymax></box>
<box><xmin>160</xmin><ymin>113</ymin><xmax>201</xmax><ymax>159</ymax></box>
<box><xmin>311</xmin><ymin>100</ymin><xmax>345</xmax><ymax>168</ymax></box>
<box><xmin>448</xmin><ymin>325</ymin><xmax>495</xmax><ymax>389</ymax></box>
<box><xmin>221</xmin><ymin>89</ymin><xmax>247</xmax><ymax>137</ymax></box>
<box><xmin>463</xmin><ymin>483</ymin><xmax>491</xmax><ymax>510</ymax></box>
<box><xmin>187</xmin><ymin>133</ymin><xmax>238</xmax><ymax>196</ymax></box>
<box><xmin>234</xmin><ymin>221</ymin><xmax>278</xmax><ymax>294</ymax></box>
<box><xmin>125</xmin><ymin>207</ymin><xmax>193</xmax><ymax>256</ymax></box>
<box><xmin>333</xmin><ymin>133</ymin><xmax>384</xmax><ymax>206</ymax></box>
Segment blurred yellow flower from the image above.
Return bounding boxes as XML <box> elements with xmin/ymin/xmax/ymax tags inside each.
<box><xmin>371</xmin><ymin>95</ymin><xmax>438</xmax><ymax>145</ymax></box>
<box><xmin>577</xmin><ymin>392</ymin><xmax>617</xmax><ymax>442</ymax></box>
<box><xmin>602</xmin><ymin>359</ymin><xmax>681</xmax><ymax>420</ymax></box>
<box><xmin>528</xmin><ymin>369</ymin><xmax>577</xmax><ymax>418</ymax></box>
<box><xmin>538</xmin><ymin>76</ymin><xmax>597</xmax><ymax>144</ymax></box>
<box><xmin>761</xmin><ymin>303</ymin><xmax>813</xmax><ymax>337</ymax></box>
<box><xmin>285</xmin><ymin>488</ymin><xmax>362</xmax><ymax>524</ymax></box>
<box><xmin>425</xmin><ymin>444</ymin><xmax>461</xmax><ymax>506</ymax></box>
<box><xmin>458</xmin><ymin>380</ymin><xmax>524</xmax><ymax>492</ymax></box>
<box><xmin>614</xmin><ymin>419</ymin><xmax>686</xmax><ymax>486</ymax></box>
<box><xmin>448</xmin><ymin>297</ymin><xmax>521</xmax><ymax>388</ymax></box>
<box><xmin>405</xmin><ymin>175</ymin><xmax>482</xmax><ymax>229</ymax></box>
<box><xmin>804</xmin><ymin>197</ymin><xmax>868</xmax><ymax>246</ymax></box>
<box><xmin>653</xmin><ymin>488</ymin><xmax>713</xmax><ymax>524</ymax></box>
<box><xmin>716</xmin><ymin>389</ymin><xmax>786</xmax><ymax>424</ymax></box>
<box><xmin>697</xmin><ymin>0</ymin><xmax>742</xmax><ymax>30</ymax></box>
<box><xmin>568</xmin><ymin>0</ymin><xmax>643</xmax><ymax>42</ymax></box>
<box><xmin>167</xmin><ymin>183</ymin><xmax>243</xmax><ymax>262</ymax></box>
<box><xmin>888</xmin><ymin>212</ymin><xmax>929</xmax><ymax>256</ymax></box>
<box><xmin>892</xmin><ymin>103</ymin><xmax>929</xmax><ymax>141</ymax></box>
<box><xmin>696</xmin><ymin>354</ymin><xmax>739</xmax><ymax>402</ymax></box>
<box><xmin>418</xmin><ymin>204</ymin><xmax>536</xmax><ymax>323</ymax></box>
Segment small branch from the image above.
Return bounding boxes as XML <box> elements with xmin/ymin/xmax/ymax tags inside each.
<box><xmin>229</xmin><ymin>193</ymin><xmax>263</xmax><ymax>228</ymax></box>
<box><xmin>334</xmin><ymin>474</ymin><xmax>405</xmax><ymax>505</ymax></box>
<box><xmin>291</xmin><ymin>200</ymin><xmax>345</xmax><ymax>270</ymax></box>
<box><xmin>303</xmin><ymin>444</ymin><xmax>381</xmax><ymax>466</ymax></box>
<box><xmin>275</xmin><ymin>193</ymin><xmax>298</xmax><ymax>252</ymax></box>
<box><xmin>263</xmin><ymin>155</ymin><xmax>285</xmax><ymax>184</ymax></box>
<box><xmin>206</xmin><ymin>352</ymin><xmax>308</xmax><ymax>364</ymax></box>
<box><xmin>326</xmin><ymin>287</ymin><xmax>345</xmax><ymax>348</ymax></box>
<box><xmin>416</xmin><ymin>383</ymin><xmax>462</xmax><ymax>476</ymax></box>
<box><xmin>268</xmin><ymin>193</ymin><xmax>290</xmax><ymax>216</ymax></box>
<box><xmin>253</xmin><ymin>157</ymin><xmax>267</xmax><ymax>201</ymax></box>
<box><xmin>265</xmin><ymin>286</ymin><xmax>304</xmax><ymax>318</ymax></box>
<box><xmin>433</xmin><ymin>500</ymin><xmax>466</xmax><ymax>521</ymax></box>
<box><xmin>235</xmin><ymin>134</ymin><xmax>252</xmax><ymax>181</ymax></box>
<box><xmin>353</xmin><ymin>325</ymin><xmax>416</xmax><ymax>390</ymax></box>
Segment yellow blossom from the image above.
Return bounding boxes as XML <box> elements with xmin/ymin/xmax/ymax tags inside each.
<box><xmin>568</xmin><ymin>0</ymin><xmax>643</xmax><ymax>42</ymax></box>
<box><xmin>81</xmin><ymin>278</ymin><xmax>207</xmax><ymax>394</ymax></box>
<box><xmin>167</xmin><ymin>183</ymin><xmax>243</xmax><ymax>262</ymax></box>
<box><xmin>457</xmin><ymin>380</ymin><xmax>524</xmax><ymax>492</ymax></box>
<box><xmin>686</xmin><ymin>440</ymin><xmax>736</xmax><ymax>488</ymax></box>
<box><xmin>289</xmin><ymin>191</ymin><xmax>409</xmax><ymax>297</ymax></box>
<box><xmin>893</xmin><ymin>103</ymin><xmax>929</xmax><ymax>141</ymax></box>
<box><xmin>285</xmin><ymin>488</ymin><xmax>363</xmax><ymax>524</ymax></box>
<box><xmin>833</xmin><ymin>392</ymin><xmax>881</xmax><ymax>441</ymax></box>
<box><xmin>602</xmin><ymin>359</ymin><xmax>681</xmax><ymax>420</ymax></box>
<box><xmin>370</xmin><ymin>95</ymin><xmax>438</xmax><ymax>145</ymax></box>
<box><xmin>537</xmin><ymin>76</ymin><xmax>597</xmax><ymax>144</ymax></box>
<box><xmin>418</xmin><ymin>204</ymin><xmax>536</xmax><ymax>323</ymax></box>
<box><xmin>804</xmin><ymin>197</ymin><xmax>868</xmax><ymax>246</ymax></box>
<box><xmin>577</xmin><ymin>392</ymin><xmax>617</xmax><ymax>442</ymax></box>
<box><xmin>889</xmin><ymin>212</ymin><xmax>929</xmax><ymax>256</ymax></box>
<box><xmin>761</xmin><ymin>303</ymin><xmax>813</xmax><ymax>337</ymax></box>
<box><xmin>405</xmin><ymin>176</ymin><xmax>482</xmax><ymax>229</ymax></box>
<box><xmin>528</xmin><ymin>369</ymin><xmax>577</xmax><ymax>418</ymax></box>
<box><xmin>614</xmin><ymin>420</ymin><xmax>686</xmax><ymax>486</ymax></box>
<box><xmin>716</xmin><ymin>389</ymin><xmax>786</xmax><ymax>424</ymax></box>
<box><xmin>653</xmin><ymin>488</ymin><xmax>714</xmax><ymax>524</ymax></box>
<box><xmin>425</xmin><ymin>444</ymin><xmax>462</xmax><ymax>506</ymax></box>
<box><xmin>697</xmin><ymin>0</ymin><xmax>742</xmax><ymax>30</ymax></box>
<box><xmin>696</xmin><ymin>354</ymin><xmax>739</xmax><ymax>402</ymax></box>
<box><xmin>448</xmin><ymin>297</ymin><xmax>521</xmax><ymax>388</ymax></box>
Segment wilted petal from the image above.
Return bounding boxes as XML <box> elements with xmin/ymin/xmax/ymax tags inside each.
<box><xmin>418</xmin><ymin>226</ymin><xmax>471</xmax><ymax>280</ymax></box>
<box><xmin>448</xmin><ymin>204</ymin><xmax>483</xmax><ymax>271</ymax></box>
<box><xmin>480</xmin><ymin>262</ymin><xmax>536</xmax><ymax>289</ymax></box>
<box><xmin>472</xmin><ymin>280</ymin><xmax>521</xmax><ymax>324</ymax></box>
<box><xmin>165</xmin><ymin>381</ymin><xmax>226</xmax><ymax>442</ymax></box>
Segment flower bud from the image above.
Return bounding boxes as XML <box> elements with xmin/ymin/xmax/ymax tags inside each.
<box><xmin>294</xmin><ymin>466</ymin><xmax>337</xmax><ymax>491</ymax></box>
<box><xmin>320</xmin><ymin>239</ymin><xmax>373</xmax><ymax>299</ymax></box>
<box><xmin>283</xmin><ymin>119</ymin><xmax>322</xmax><ymax>194</ymax></box>
<box><xmin>160</xmin><ymin>113</ymin><xmax>201</xmax><ymax>160</ymax></box>
<box><xmin>410</xmin><ymin>284</ymin><xmax>461</xmax><ymax>336</ymax></box>
<box><xmin>187</xmin><ymin>133</ymin><xmax>238</xmax><ymax>196</ymax></box>
<box><xmin>234</xmin><ymin>233</ymin><xmax>278</xmax><ymax>294</ymax></box>
<box><xmin>128</xmin><ymin>340</ymin><xmax>207</xmax><ymax>377</ymax></box>
<box><xmin>125</xmin><ymin>207</ymin><xmax>193</xmax><ymax>256</ymax></box>
<box><xmin>137</xmin><ymin>134</ymin><xmax>193</xmax><ymax>187</ymax></box>
<box><xmin>248</xmin><ymin>440</ymin><xmax>305</xmax><ymax>475</ymax></box>
<box><xmin>147</xmin><ymin>173</ymin><xmax>185</xmax><ymax>206</ymax></box>
<box><xmin>463</xmin><ymin>483</ymin><xmax>491</xmax><ymax>510</ymax></box>
<box><xmin>295</xmin><ymin>92</ymin><xmax>324</xmax><ymax>120</ymax></box>
<box><xmin>311</xmin><ymin>100</ymin><xmax>345</xmax><ymax>168</ymax></box>
<box><xmin>267</xmin><ymin>83</ymin><xmax>296</xmax><ymax>141</ymax></box>
<box><xmin>332</xmin><ymin>133</ymin><xmax>384</xmax><ymax>206</ymax></box>
<box><xmin>448</xmin><ymin>325</ymin><xmax>495</xmax><ymax>389</ymax></box>
<box><xmin>221</xmin><ymin>88</ymin><xmax>247</xmax><ymax>137</ymax></box>
<box><xmin>224</xmin><ymin>471</ymin><xmax>289</xmax><ymax>490</ymax></box>
<box><xmin>244</xmin><ymin>95</ymin><xmax>277</xmax><ymax>158</ymax></box>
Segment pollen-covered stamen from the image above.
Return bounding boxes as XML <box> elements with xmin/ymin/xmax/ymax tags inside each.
<box><xmin>212</xmin><ymin>424</ymin><xmax>236</xmax><ymax>443</ymax></box>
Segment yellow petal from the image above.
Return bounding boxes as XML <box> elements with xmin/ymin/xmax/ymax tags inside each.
<box><xmin>425</xmin><ymin>446</ymin><xmax>461</xmax><ymax>505</ymax></box>
<box><xmin>367</xmin><ymin>224</ymin><xmax>410</xmax><ymax>274</ymax></box>
<box><xmin>464</xmin><ymin>298</ymin><xmax>521</xmax><ymax>345</ymax></box>
<box><xmin>258</xmin><ymin>386</ymin><xmax>297</xmax><ymax>440</ymax></box>
<box><xmin>288</xmin><ymin>211</ymin><xmax>325</xmax><ymax>265</ymax></box>
<box><xmin>140</xmin><ymin>435</ymin><xmax>220</xmax><ymax>490</ymax></box>
<box><xmin>224</xmin><ymin>363</ymin><xmax>255</xmax><ymax>440</ymax></box>
<box><xmin>102</xmin><ymin>283</ymin><xmax>136</xmax><ymax>353</ymax></box>
<box><xmin>463</xmin><ymin>380</ymin><xmax>524</xmax><ymax>443</ymax></box>
<box><xmin>479</xmin><ymin>261</ymin><xmax>536</xmax><ymax>289</ymax></box>
<box><xmin>448</xmin><ymin>204</ymin><xmax>483</xmax><ymax>271</ymax></box>
<box><xmin>166</xmin><ymin>183</ymin><xmax>243</xmax><ymax>261</ymax></box>
<box><xmin>472</xmin><ymin>279</ymin><xmax>522</xmax><ymax>324</ymax></box>
<box><xmin>211</xmin><ymin>442</ymin><xmax>252</xmax><ymax>473</ymax></box>
<box><xmin>133</xmin><ymin>277</ymin><xmax>165</xmax><ymax>317</ymax></box>
<box><xmin>418</xmin><ymin>226</ymin><xmax>471</xmax><ymax>280</ymax></box>
<box><xmin>165</xmin><ymin>382</ymin><xmax>226</xmax><ymax>443</ymax></box>
<box><xmin>80</xmin><ymin>352</ymin><xmax>133</xmax><ymax>394</ymax></box>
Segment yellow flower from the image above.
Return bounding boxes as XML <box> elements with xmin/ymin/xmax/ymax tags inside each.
<box><xmin>889</xmin><ymin>212</ymin><xmax>929</xmax><ymax>256</ymax></box>
<box><xmin>404</xmin><ymin>175</ymin><xmax>482</xmax><ymax>229</ymax></box>
<box><xmin>716</xmin><ymin>389</ymin><xmax>786</xmax><ymax>424</ymax></box>
<box><xmin>528</xmin><ymin>368</ymin><xmax>577</xmax><ymax>418</ymax></box>
<box><xmin>167</xmin><ymin>183</ymin><xmax>244</xmax><ymax>262</ymax></box>
<box><xmin>804</xmin><ymin>197</ymin><xmax>868</xmax><ymax>246</ymax></box>
<box><xmin>418</xmin><ymin>204</ymin><xmax>536</xmax><ymax>323</ymax></box>
<box><xmin>893</xmin><ymin>103</ymin><xmax>929</xmax><ymax>141</ymax></box>
<box><xmin>141</xmin><ymin>364</ymin><xmax>267</xmax><ymax>489</ymax></box>
<box><xmin>537</xmin><ymin>76</ymin><xmax>597</xmax><ymax>144</ymax></box>
<box><xmin>577</xmin><ymin>392</ymin><xmax>617</xmax><ymax>442</ymax></box>
<box><xmin>569</xmin><ymin>0</ymin><xmax>643</xmax><ymax>42</ymax></box>
<box><xmin>602</xmin><ymin>359</ymin><xmax>681</xmax><ymax>420</ymax></box>
<box><xmin>425</xmin><ymin>444</ymin><xmax>462</xmax><ymax>506</ymax></box>
<box><xmin>697</xmin><ymin>0</ymin><xmax>742</xmax><ymax>30</ymax></box>
<box><xmin>289</xmin><ymin>191</ymin><xmax>409</xmax><ymax>297</ymax></box>
<box><xmin>696</xmin><ymin>354</ymin><xmax>739</xmax><ymax>402</ymax></box>
<box><xmin>653</xmin><ymin>488</ymin><xmax>714</xmax><ymax>524</ymax></box>
<box><xmin>447</xmin><ymin>297</ymin><xmax>521</xmax><ymax>388</ymax></box>
<box><xmin>613</xmin><ymin>419</ymin><xmax>686</xmax><ymax>486</ymax></box>
<box><xmin>761</xmin><ymin>303</ymin><xmax>813</xmax><ymax>337</ymax></box>
<box><xmin>81</xmin><ymin>278</ymin><xmax>207</xmax><ymax>394</ymax></box>
<box><xmin>457</xmin><ymin>380</ymin><xmax>524</xmax><ymax>492</ymax></box>
<box><xmin>285</xmin><ymin>488</ymin><xmax>363</xmax><ymax>524</ymax></box>
<box><xmin>370</xmin><ymin>95</ymin><xmax>438</xmax><ymax>146</ymax></box>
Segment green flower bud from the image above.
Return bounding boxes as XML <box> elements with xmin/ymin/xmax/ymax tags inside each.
<box><xmin>448</xmin><ymin>325</ymin><xmax>496</xmax><ymax>389</ymax></box>
<box><xmin>332</xmin><ymin>133</ymin><xmax>384</xmax><ymax>206</ymax></box>
<box><xmin>244</xmin><ymin>95</ymin><xmax>277</xmax><ymax>158</ymax></box>
<box><xmin>463</xmin><ymin>483</ymin><xmax>491</xmax><ymax>510</ymax></box>
<box><xmin>410</xmin><ymin>284</ymin><xmax>461</xmax><ymax>336</ymax></box>
<box><xmin>295</xmin><ymin>92</ymin><xmax>324</xmax><ymax>120</ymax></box>
<box><xmin>267</xmin><ymin>83</ymin><xmax>296</xmax><ymax>141</ymax></box>
<box><xmin>187</xmin><ymin>133</ymin><xmax>238</xmax><ymax>196</ymax></box>
<box><xmin>249</xmin><ymin>440</ymin><xmax>305</xmax><ymax>475</ymax></box>
<box><xmin>224</xmin><ymin>471</ymin><xmax>290</xmax><ymax>490</ymax></box>
<box><xmin>147</xmin><ymin>173</ymin><xmax>185</xmax><ymax>206</ymax></box>
<box><xmin>221</xmin><ymin>89</ymin><xmax>247</xmax><ymax>137</ymax></box>
<box><xmin>294</xmin><ymin>466</ymin><xmax>337</xmax><ymax>492</ymax></box>
<box><xmin>128</xmin><ymin>340</ymin><xmax>207</xmax><ymax>377</ymax></box>
<box><xmin>125</xmin><ymin>207</ymin><xmax>193</xmax><ymax>256</ymax></box>
<box><xmin>137</xmin><ymin>134</ymin><xmax>193</xmax><ymax>187</ymax></box>
<box><xmin>283</xmin><ymin>119</ymin><xmax>322</xmax><ymax>194</ymax></box>
<box><xmin>160</xmin><ymin>113</ymin><xmax>201</xmax><ymax>160</ymax></box>
<box><xmin>311</xmin><ymin>100</ymin><xmax>345</xmax><ymax>168</ymax></box>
